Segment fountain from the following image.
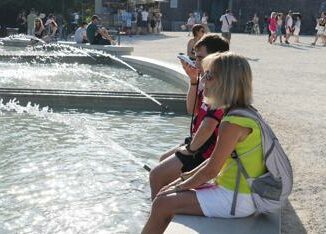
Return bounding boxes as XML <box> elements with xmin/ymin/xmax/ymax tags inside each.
<box><xmin>0</xmin><ymin>42</ymin><xmax>189</xmax><ymax>233</ymax></box>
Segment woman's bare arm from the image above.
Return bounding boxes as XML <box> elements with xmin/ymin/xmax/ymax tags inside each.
<box><xmin>173</xmin><ymin>122</ymin><xmax>251</xmax><ymax>190</ymax></box>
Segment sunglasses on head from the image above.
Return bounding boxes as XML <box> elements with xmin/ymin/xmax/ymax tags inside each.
<box><xmin>202</xmin><ymin>71</ymin><xmax>214</xmax><ymax>81</ymax></box>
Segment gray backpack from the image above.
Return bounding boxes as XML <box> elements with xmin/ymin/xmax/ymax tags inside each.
<box><xmin>228</xmin><ymin>107</ymin><xmax>293</xmax><ymax>215</ymax></box>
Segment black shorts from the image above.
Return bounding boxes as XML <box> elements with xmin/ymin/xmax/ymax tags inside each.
<box><xmin>175</xmin><ymin>151</ymin><xmax>206</xmax><ymax>173</ymax></box>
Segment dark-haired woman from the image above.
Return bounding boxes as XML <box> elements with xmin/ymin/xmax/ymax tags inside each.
<box><xmin>187</xmin><ymin>24</ymin><xmax>205</xmax><ymax>60</ymax></box>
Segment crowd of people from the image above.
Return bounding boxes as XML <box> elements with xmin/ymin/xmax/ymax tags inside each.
<box><xmin>132</xmin><ymin>6</ymin><xmax>163</xmax><ymax>35</ymax></box>
<box><xmin>265</xmin><ymin>10</ymin><xmax>302</xmax><ymax>44</ymax></box>
<box><xmin>266</xmin><ymin>10</ymin><xmax>326</xmax><ymax>46</ymax></box>
<box><xmin>183</xmin><ymin>9</ymin><xmax>326</xmax><ymax>47</ymax></box>
<box><xmin>12</xmin><ymin>6</ymin><xmax>164</xmax><ymax>44</ymax></box>
<box><xmin>14</xmin><ymin>9</ymin><xmax>116</xmax><ymax>45</ymax></box>
<box><xmin>16</xmin><ymin>9</ymin><xmax>64</xmax><ymax>42</ymax></box>
<box><xmin>11</xmin><ymin>7</ymin><xmax>326</xmax><ymax>48</ymax></box>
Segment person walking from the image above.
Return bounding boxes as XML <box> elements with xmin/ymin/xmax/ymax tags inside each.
<box><xmin>186</xmin><ymin>13</ymin><xmax>195</xmax><ymax>36</ymax></box>
<box><xmin>275</xmin><ymin>13</ymin><xmax>283</xmax><ymax>43</ymax></box>
<box><xmin>284</xmin><ymin>11</ymin><xmax>293</xmax><ymax>44</ymax></box>
<box><xmin>293</xmin><ymin>14</ymin><xmax>301</xmax><ymax>43</ymax></box>
<box><xmin>219</xmin><ymin>9</ymin><xmax>237</xmax><ymax>43</ymax></box>
<box><xmin>268</xmin><ymin>12</ymin><xmax>277</xmax><ymax>44</ymax></box>
<box><xmin>311</xmin><ymin>12</ymin><xmax>326</xmax><ymax>46</ymax></box>
<box><xmin>252</xmin><ymin>13</ymin><xmax>260</xmax><ymax>35</ymax></box>
<box><xmin>201</xmin><ymin>12</ymin><xmax>209</xmax><ymax>33</ymax></box>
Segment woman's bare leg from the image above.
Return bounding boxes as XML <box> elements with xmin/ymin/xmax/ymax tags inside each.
<box><xmin>142</xmin><ymin>190</ymin><xmax>204</xmax><ymax>234</ymax></box>
<box><xmin>149</xmin><ymin>155</ymin><xmax>183</xmax><ymax>200</ymax></box>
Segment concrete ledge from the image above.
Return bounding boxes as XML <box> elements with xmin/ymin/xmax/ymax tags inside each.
<box><xmin>166</xmin><ymin>211</ymin><xmax>280</xmax><ymax>234</ymax></box>
<box><xmin>121</xmin><ymin>55</ymin><xmax>188</xmax><ymax>92</ymax></box>
<box><xmin>0</xmin><ymin>54</ymin><xmax>116</xmax><ymax>65</ymax></box>
<box><xmin>58</xmin><ymin>41</ymin><xmax>133</xmax><ymax>56</ymax></box>
<box><xmin>0</xmin><ymin>88</ymin><xmax>187</xmax><ymax>114</ymax></box>
<box><xmin>0</xmin><ymin>37</ymin><xmax>39</xmax><ymax>47</ymax></box>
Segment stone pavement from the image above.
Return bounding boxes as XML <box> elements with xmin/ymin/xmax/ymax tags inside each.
<box><xmin>121</xmin><ymin>32</ymin><xmax>326</xmax><ymax>234</ymax></box>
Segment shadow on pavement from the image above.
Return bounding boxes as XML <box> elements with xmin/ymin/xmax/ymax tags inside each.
<box><xmin>121</xmin><ymin>33</ymin><xmax>177</xmax><ymax>42</ymax></box>
<box><xmin>281</xmin><ymin>200</ymin><xmax>307</xmax><ymax>234</ymax></box>
<box><xmin>277</xmin><ymin>43</ymin><xmax>308</xmax><ymax>50</ymax></box>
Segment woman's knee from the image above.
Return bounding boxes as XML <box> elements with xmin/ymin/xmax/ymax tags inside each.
<box><xmin>152</xmin><ymin>195</ymin><xmax>174</xmax><ymax>216</ymax></box>
<box><xmin>149</xmin><ymin>166</ymin><xmax>162</xmax><ymax>185</ymax></box>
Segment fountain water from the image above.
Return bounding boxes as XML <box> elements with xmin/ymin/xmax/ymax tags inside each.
<box><xmin>1</xmin><ymin>42</ymin><xmax>169</xmax><ymax>109</ymax></box>
<box><xmin>0</xmin><ymin>42</ymin><xmax>188</xmax><ymax>233</ymax></box>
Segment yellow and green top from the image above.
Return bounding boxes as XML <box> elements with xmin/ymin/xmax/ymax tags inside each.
<box><xmin>215</xmin><ymin>115</ymin><xmax>267</xmax><ymax>194</ymax></box>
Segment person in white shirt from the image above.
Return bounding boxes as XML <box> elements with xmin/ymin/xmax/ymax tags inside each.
<box><xmin>74</xmin><ymin>22</ymin><xmax>88</xmax><ymax>43</ymax></box>
<box><xmin>201</xmin><ymin>12</ymin><xmax>209</xmax><ymax>33</ymax></box>
<box><xmin>27</xmin><ymin>9</ymin><xmax>37</xmax><ymax>35</ymax></box>
<box><xmin>186</xmin><ymin>13</ymin><xmax>195</xmax><ymax>36</ymax></box>
<box><xmin>219</xmin><ymin>9</ymin><xmax>237</xmax><ymax>42</ymax></box>
<box><xmin>293</xmin><ymin>15</ymin><xmax>301</xmax><ymax>43</ymax></box>
<box><xmin>141</xmin><ymin>8</ymin><xmax>149</xmax><ymax>34</ymax></box>
<box><xmin>284</xmin><ymin>11</ymin><xmax>293</xmax><ymax>44</ymax></box>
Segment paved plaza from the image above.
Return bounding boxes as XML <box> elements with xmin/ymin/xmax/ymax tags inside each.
<box><xmin>121</xmin><ymin>32</ymin><xmax>326</xmax><ymax>234</ymax></box>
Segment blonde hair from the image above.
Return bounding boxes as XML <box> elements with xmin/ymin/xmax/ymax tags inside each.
<box><xmin>202</xmin><ymin>52</ymin><xmax>253</xmax><ymax>109</ymax></box>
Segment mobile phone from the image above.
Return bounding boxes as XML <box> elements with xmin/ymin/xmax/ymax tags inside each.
<box><xmin>177</xmin><ymin>54</ymin><xmax>196</xmax><ymax>68</ymax></box>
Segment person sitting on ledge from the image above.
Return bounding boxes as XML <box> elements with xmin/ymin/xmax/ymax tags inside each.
<box><xmin>142</xmin><ymin>52</ymin><xmax>267</xmax><ymax>234</ymax></box>
<box><xmin>74</xmin><ymin>22</ymin><xmax>88</xmax><ymax>44</ymax></box>
<box><xmin>149</xmin><ymin>34</ymin><xmax>230</xmax><ymax>201</ymax></box>
<box><xmin>86</xmin><ymin>15</ymin><xmax>115</xmax><ymax>45</ymax></box>
<box><xmin>43</xmin><ymin>18</ymin><xmax>58</xmax><ymax>43</ymax></box>
<box><xmin>34</xmin><ymin>18</ymin><xmax>45</xmax><ymax>39</ymax></box>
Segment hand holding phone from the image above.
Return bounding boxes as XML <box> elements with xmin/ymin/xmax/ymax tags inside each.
<box><xmin>177</xmin><ymin>54</ymin><xmax>196</xmax><ymax>68</ymax></box>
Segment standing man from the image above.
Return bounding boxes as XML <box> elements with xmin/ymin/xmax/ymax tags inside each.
<box><xmin>141</xmin><ymin>7</ymin><xmax>149</xmax><ymax>34</ymax></box>
<box><xmin>27</xmin><ymin>9</ymin><xmax>37</xmax><ymax>35</ymax></box>
<box><xmin>219</xmin><ymin>9</ymin><xmax>237</xmax><ymax>43</ymax></box>
<box><xmin>284</xmin><ymin>11</ymin><xmax>293</xmax><ymax>44</ymax></box>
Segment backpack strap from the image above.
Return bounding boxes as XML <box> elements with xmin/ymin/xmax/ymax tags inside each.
<box><xmin>225</xmin><ymin>15</ymin><xmax>230</xmax><ymax>26</ymax></box>
<box><xmin>230</xmin><ymin>150</ymin><xmax>250</xmax><ymax>216</ymax></box>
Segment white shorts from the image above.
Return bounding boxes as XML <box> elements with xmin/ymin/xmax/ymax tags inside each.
<box><xmin>196</xmin><ymin>185</ymin><xmax>256</xmax><ymax>218</ymax></box>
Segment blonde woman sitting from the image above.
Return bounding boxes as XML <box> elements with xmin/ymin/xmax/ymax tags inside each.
<box><xmin>142</xmin><ymin>52</ymin><xmax>267</xmax><ymax>234</ymax></box>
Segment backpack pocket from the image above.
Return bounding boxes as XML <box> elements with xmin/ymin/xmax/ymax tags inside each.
<box><xmin>250</xmin><ymin>173</ymin><xmax>282</xmax><ymax>201</ymax></box>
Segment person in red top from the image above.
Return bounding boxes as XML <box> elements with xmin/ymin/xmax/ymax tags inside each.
<box><xmin>268</xmin><ymin>12</ymin><xmax>277</xmax><ymax>44</ymax></box>
<box><xmin>149</xmin><ymin>34</ymin><xmax>229</xmax><ymax>200</ymax></box>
